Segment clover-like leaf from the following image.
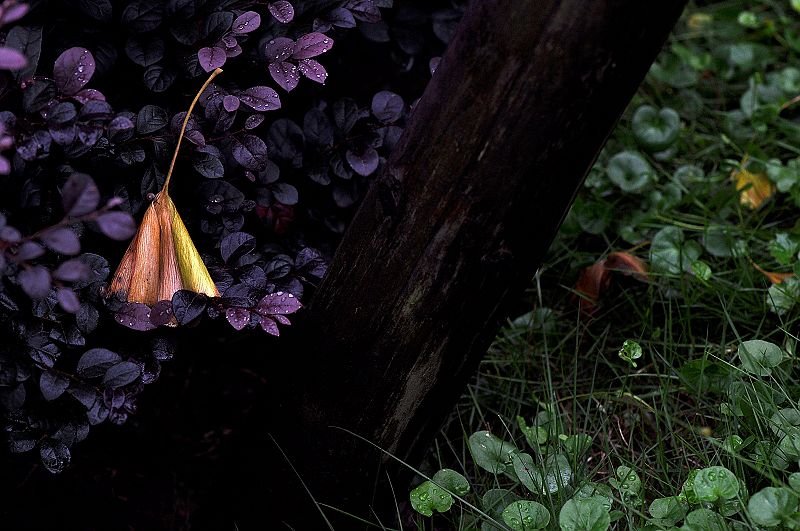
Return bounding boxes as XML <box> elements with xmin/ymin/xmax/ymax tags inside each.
<box><xmin>409</xmin><ymin>480</ymin><xmax>453</xmax><ymax>517</ymax></box>
<box><xmin>738</xmin><ymin>339</ymin><xmax>782</xmax><ymax>376</ymax></box>
<box><xmin>692</xmin><ymin>466</ymin><xmax>739</xmax><ymax>502</ymax></box>
<box><xmin>607</xmin><ymin>151</ymin><xmax>654</xmax><ymax>193</ymax></box>
<box><xmin>632</xmin><ymin>105</ymin><xmax>681</xmax><ymax>151</ymax></box>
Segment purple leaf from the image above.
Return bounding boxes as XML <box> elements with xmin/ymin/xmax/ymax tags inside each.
<box><xmin>346</xmin><ymin>146</ymin><xmax>380</xmax><ymax>176</ymax></box>
<box><xmin>103</xmin><ymin>361</ymin><xmax>142</xmax><ymax>388</ymax></box>
<box><xmin>256</xmin><ymin>291</ymin><xmax>302</xmax><ymax>315</ymax></box>
<box><xmin>114</xmin><ymin>303</ymin><xmax>157</xmax><ymax>331</ymax></box>
<box><xmin>0</xmin><ymin>47</ymin><xmax>27</xmax><ymax>70</ymax></box>
<box><xmin>16</xmin><ymin>241</ymin><xmax>44</xmax><ymax>260</ymax></box>
<box><xmin>259</xmin><ymin>315</ymin><xmax>280</xmax><ymax>335</ymax></box>
<box><xmin>225</xmin><ymin>307</ymin><xmax>250</xmax><ymax>330</ymax></box>
<box><xmin>220</xmin><ymin>232</ymin><xmax>255</xmax><ymax>264</ymax></box>
<box><xmin>57</xmin><ymin>287</ymin><xmax>80</xmax><ymax>313</ymax></box>
<box><xmin>19</xmin><ymin>265</ymin><xmax>51</xmax><ymax>299</ymax></box>
<box><xmin>371</xmin><ymin>91</ymin><xmax>404</xmax><ymax>123</ymax></box>
<box><xmin>232</xmin><ymin>10</ymin><xmax>261</xmax><ymax>33</ymax></box>
<box><xmin>223</xmin><ymin>95</ymin><xmax>240</xmax><ymax>112</ymax></box>
<box><xmin>273</xmin><ymin>314</ymin><xmax>291</xmax><ymax>325</ymax></box>
<box><xmin>429</xmin><ymin>57</ymin><xmax>441</xmax><ymax>75</ymax></box>
<box><xmin>172</xmin><ymin>290</ymin><xmax>208</xmax><ymax>325</ymax></box>
<box><xmin>198</xmin><ymin>46</ymin><xmax>226</xmax><ymax>73</ymax></box>
<box><xmin>40</xmin><ymin>371</ymin><xmax>69</xmax><ymax>401</ymax></box>
<box><xmin>245</xmin><ymin>114</ymin><xmax>265</xmax><ymax>130</ymax></box>
<box><xmin>297</xmin><ymin>59</ymin><xmax>327</xmax><ymax>84</ymax></box>
<box><xmin>73</xmin><ymin>88</ymin><xmax>106</xmax><ymax>105</ymax></box>
<box><xmin>292</xmin><ymin>32</ymin><xmax>333</xmax><ymax>59</ymax></box>
<box><xmin>77</xmin><ymin>348</ymin><xmax>121</xmax><ymax>378</ymax></box>
<box><xmin>0</xmin><ymin>225</ymin><xmax>21</xmax><ymax>242</ymax></box>
<box><xmin>268</xmin><ymin>1</ymin><xmax>295</xmax><ymax>23</ymax></box>
<box><xmin>238</xmin><ymin>86</ymin><xmax>281</xmax><ymax>112</ymax></box>
<box><xmin>268</xmin><ymin>62</ymin><xmax>300</xmax><ymax>92</ymax></box>
<box><xmin>62</xmin><ymin>172</ymin><xmax>100</xmax><ymax>216</ymax></box>
<box><xmin>149</xmin><ymin>300</ymin><xmax>173</xmax><ymax>326</ymax></box>
<box><xmin>346</xmin><ymin>0</ymin><xmax>381</xmax><ymax>23</ymax></box>
<box><xmin>1</xmin><ymin>4</ymin><xmax>30</xmax><ymax>25</ymax></box>
<box><xmin>224</xmin><ymin>44</ymin><xmax>242</xmax><ymax>58</ymax></box>
<box><xmin>96</xmin><ymin>212</ymin><xmax>136</xmax><ymax>240</ymax></box>
<box><xmin>53</xmin><ymin>258</ymin><xmax>89</xmax><ymax>282</ymax></box>
<box><xmin>264</xmin><ymin>37</ymin><xmax>295</xmax><ymax>64</ymax></box>
<box><xmin>326</xmin><ymin>8</ymin><xmax>356</xmax><ymax>28</ymax></box>
<box><xmin>231</xmin><ymin>134</ymin><xmax>269</xmax><ymax>171</ymax></box>
<box><xmin>0</xmin><ymin>155</ymin><xmax>9</xmax><ymax>175</ymax></box>
<box><xmin>53</xmin><ymin>47</ymin><xmax>95</xmax><ymax>96</ymax></box>
<box><xmin>41</xmin><ymin>227</ymin><xmax>80</xmax><ymax>255</ymax></box>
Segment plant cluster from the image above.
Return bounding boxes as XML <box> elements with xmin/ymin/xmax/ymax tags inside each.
<box><xmin>0</xmin><ymin>0</ymin><xmax>465</xmax><ymax>473</ymax></box>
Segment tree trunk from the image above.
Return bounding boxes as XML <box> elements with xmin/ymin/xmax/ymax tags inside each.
<box><xmin>261</xmin><ymin>0</ymin><xmax>687</xmax><ymax>525</ymax></box>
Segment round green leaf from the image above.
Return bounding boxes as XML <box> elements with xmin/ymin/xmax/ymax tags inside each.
<box><xmin>512</xmin><ymin>452</ymin><xmax>541</xmax><ymax>494</ymax></box>
<box><xmin>648</xmin><ymin>496</ymin><xmax>688</xmax><ymax>526</ymax></box>
<box><xmin>607</xmin><ymin>151</ymin><xmax>654</xmax><ymax>193</ymax></box>
<box><xmin>619</xmin><ymin>339</ymin><xmax>643</xmax><ymax>367</ymax></box>
<box><xmin>692</xmin><ymin>466</ymin><xmax>739</xmax><ymax>502</ymax></box>
<box><xmin>788</xmin><ymin>472</ymin><xmax>800</xmax><ymax>493</ymax></box>
<box><xmin>738</xmin><ymin>339</ymin><xmax>782</xmax><ymax>376</ymax></box>
<box><xmin>409</xmin><ymin>479</ymin><xmax>453</xmax><ymax>517</ymax></box>
<box><xmin>650</xmin><ymin>226</ymin><xmax>701</xmax><ymax>275</ymax></box>
<box><xmin>574</xmin><ymin>483</ymin><xmax>613</xmax><ymax>511</ymax></box>
<box><xmin>748</xmin><ymin>487</ymin><xmax>799</xmax><ymax>527</ymax></box>
<box><xmin>682</xmin><ymin>508</ymin><xmax>727</xmax><ymax>531</ymax></box>
<box><xmin>770</xmin><ymin>408</ymin><xmax>800</xmax><ymax>436</ymax></box>
<box><xmin>632</xmin><ymin>105</ymin><xmax>681</xmax><ymax>151</ymax></box>
<box><xmin>482</xmin><ymin>489</ymin><xmax>521</xmax><ymax>530</ymax></box>
<box><xmin>722</xmin><ymin>435</ymin><xmax>744</xmax><ymax>454</ymax></box>
<box><xmin>502</xmin><ymin>500</ymin><xmax>550</xmax><ymax>530</ymax></box>
<box><xmin>468</xmin><ymin>431</ymin><xmax>518</xmax><ymax>474</ymax></box>
<box><xmin>559</xmin><ymin>497</ymin><xmax>611</xmax><ymax>531</ymax></box>
<box><xmin>432</xmin><ymin>468</ymin><xmax>470</xmax><ymax>496</ymax></box>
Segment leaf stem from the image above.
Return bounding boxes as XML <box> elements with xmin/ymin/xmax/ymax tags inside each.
<box><xmin>162</xmin><ymin>67</ymin><xmax>223</xmax><ymax>192</ymax></box>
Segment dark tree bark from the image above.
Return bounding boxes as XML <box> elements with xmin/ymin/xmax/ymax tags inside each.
<box><xmin>260</xmin><ymin>0</ymin><xmax>688</xmax><ymax>525</ymax></box>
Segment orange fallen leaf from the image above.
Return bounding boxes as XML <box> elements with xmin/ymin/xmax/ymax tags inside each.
<box><xmin>574</xmin><ymin>252</ymin><xmax>649</xmax><ymax>316</ymax></box>
<box><xmin>107</xmin><ymin>69</ymin><xmax>222</xmax><ymax>311</ymax></box>
<box><xmin>731</xmin><ymin>156</ymin><xmax>775</xmax><ymax>209</ymax></box>
<box><xmin>605</xmin><ymin>251</ymin><xmax>649</xmax><ymax>282</ymax></box>
<box><xmin>751</xmin><ymin>260</ymin><xmax>795</xmax><ymax>285</ymax></box>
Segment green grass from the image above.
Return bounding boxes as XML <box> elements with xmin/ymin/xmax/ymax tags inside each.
<box><xmin>409</xmin><ymin>1</ymin><xmax>800</xmax><ymax>529</ymax></box>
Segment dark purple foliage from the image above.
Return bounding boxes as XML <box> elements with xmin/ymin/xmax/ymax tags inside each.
<box><xmin>268</xmin><ymin>1</ymin><xmax>294</xmax><ymax>24</ymax></box>
<box><xmin>53</xmin><ymin>47</ymin><xmax>95</xmax><ymax>96</ymax></box>
<box><xmin>0</xmin><ymin>0</ymin><xmax>402</xmax><ymax>475</ymax></box>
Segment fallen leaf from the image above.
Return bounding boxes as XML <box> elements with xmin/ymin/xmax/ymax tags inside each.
<box><xmin>732</xmin><ymin>157</ymin><xmax>775</xmax><ymax>209</ymax></box>
<box><xmin>752</xmin><ymin>260</ymin><xmax>795</xmax><ymax>284</ymax></box>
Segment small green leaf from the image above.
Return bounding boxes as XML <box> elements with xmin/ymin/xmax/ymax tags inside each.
<box><xmin>468</xmin><ymin>431</ymin><xmax>519</xmax><ymax>474</ymax></box>
<box><xmin>573</xmin><ymin>483</ymin><xmax>614</xmax><ymax>510</ymax></box>
<box><xmin>722</xmin><ymin>435</ymin><xmax>744</xmax><ymax>454</ymax></box>
<box><xmin>682</xmin><ymin>508</ymin><xmax>727</xmax><ymax>531</ymax></box>
<box><xmin>562</xmin><ymin>434</ymin><xmax>593</xmax><ymax>459</ymax></box>
<box><xmin>609</xmin><ymin>465</ymin><xmax>642</xmax><ymax>503</ymax></box>
<box><xmin>618</xmin><ymin>339</ymin><xmax>643</xmax><ymax>367</ymax></box>
<box><xmin>692</xmin><ymin>466</ymin><xmax>739</xmax><ymax>502</ymax></box>
<box><xmin>648</xmin><ymin>496</ymin><xmax>688</xmax><ymax>526</ymax></box>
<box><xmin>767</xmin><ymin>233</ymin><xmax>800</xmax><ymax>266</ymax></box>
<box><xmin>789</xmin><ymin>472</ymin><xmax>800</xmax><ymax>493</ymax></box>
<box><xmin>738</xmin><ymin>339</ymin><xmax>783</xmax><ymax>376</ymax></box>
<box><xmin>482</xmin><ymin>489</ymin><xmax>521</xmax><ymax>531</ymax></box>
<box><xmin>767</xmin><ymin>277</ymin><xmax>800</xmax><ymax>316</ymax></box>
<box><xmin>632</xmin><ymin>106</ymin><xmax>681</xmax><ymax>151</ymax></box>
<box><xmin>559</xmin><ymin>497</ymin><xmax>611</xmax><ymax>531</ymax></box>
<box><xmin>517</xmin><ymin>416</ymin><xmax>548</xmax><ymax>449</ymax></box>
<box><xmin>607</xmin><ymin>151</ymin><xmax>654</xmax><ymax>193</ymax></box>
<box><xmin>748</xmin><ymin>487</ymin><xmax>799</xmax><ymax>527</ymax></box>
<box><xmin>410</xmin><ymin>480</ymin><xmax>453</xmax><ymax>517</ymax></box>
<box><xmin>432</xmin><ymin>468</ymin><xmax>470</xmax><ymax>496</ymax></box>
<box><xmin>502</xmin><ymin>500</ymin><xmax>550</xmax><ymax>531</ymax></box>
<box><xmin>770</xmin><ymin>408</ymin><xmax>800</xmax><ymax>436</ymax></box>
<box><xmin>512</xmin><ymin>452</ymin><xmax>541</xmax><ymax>494</ymax></box>
<box><xmin>691</xmin><ymin>260</ymin><xmax>712</xmax><ymax>281</ymax></box>
<box><xmin>792</xmin><ymin>0</ymin><xmax>800</xmax><ymax>13</ymax></box>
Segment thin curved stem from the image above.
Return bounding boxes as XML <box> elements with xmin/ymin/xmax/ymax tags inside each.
<box><xmin>162</xmin><ymin>67</ymin><xmax>223</xmax><ymax>192</ymax></box>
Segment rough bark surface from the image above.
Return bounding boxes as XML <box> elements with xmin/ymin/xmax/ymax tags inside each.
<box><xmin>264</xmin><ymin>0</ymin><xmax>688</xmax><ymax>525</ymax></box>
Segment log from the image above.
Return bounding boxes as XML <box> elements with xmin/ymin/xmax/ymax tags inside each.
<box><xmin>261</xmin><ymin>0</ymin><xmax>688</xmax><ymax>525</ymax></box>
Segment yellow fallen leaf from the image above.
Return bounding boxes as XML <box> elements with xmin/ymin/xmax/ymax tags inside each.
<box><xmin>108</xmin><ymin>68</ymin><xmax>222</xmax><ymax>309</ymax></box>
<box><xmin>731</xmin><ymin>157</ymin><xmax>775</xmax><ymax>209</ymax></box>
